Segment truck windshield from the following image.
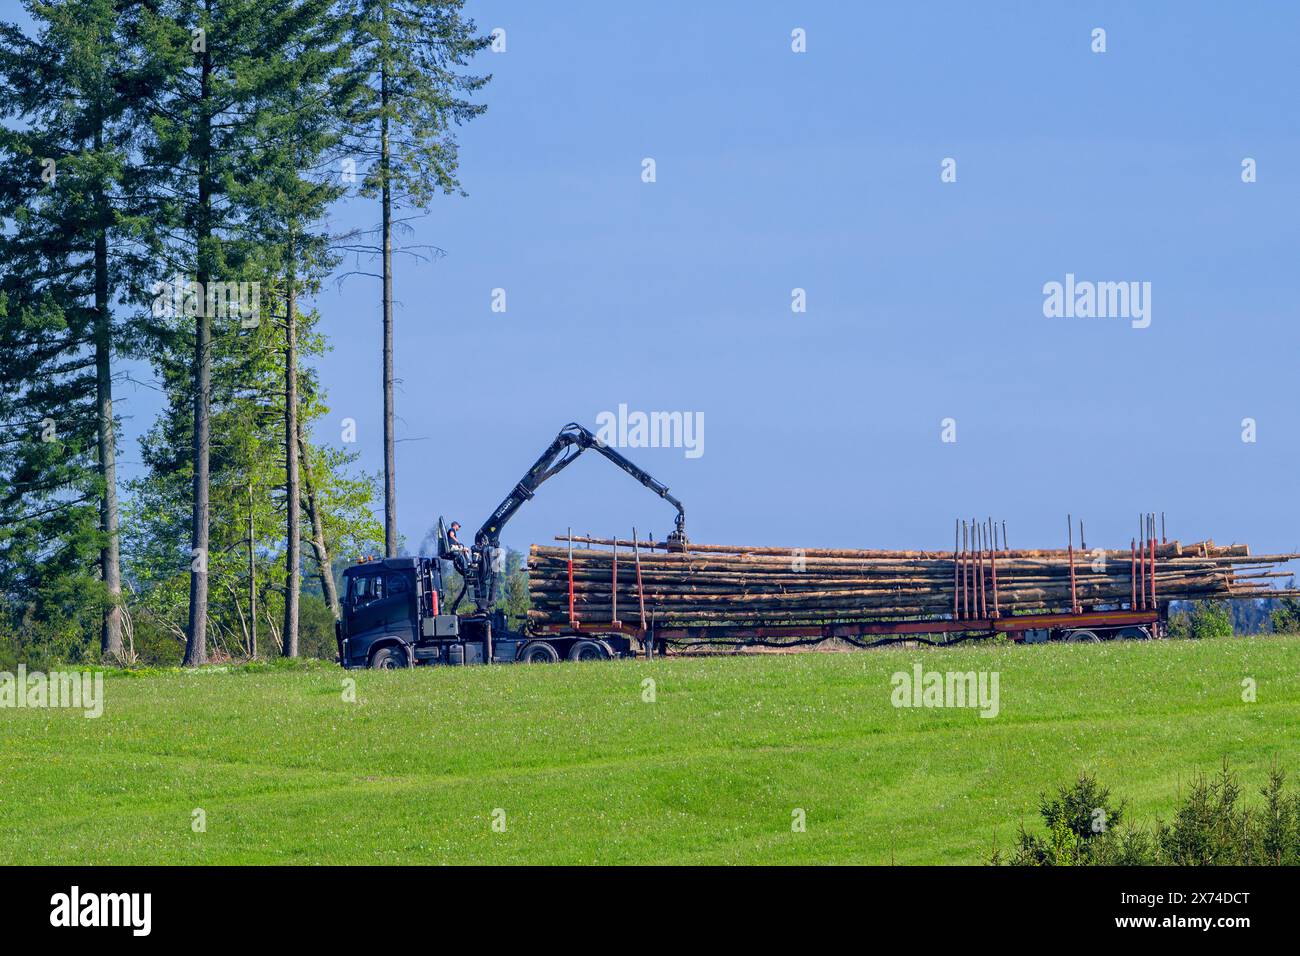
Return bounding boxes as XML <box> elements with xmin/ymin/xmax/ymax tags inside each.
<box><xmin>347</xmin><ymin>573</ymin><xmax>384</xmax><ymax>606</ymax></box>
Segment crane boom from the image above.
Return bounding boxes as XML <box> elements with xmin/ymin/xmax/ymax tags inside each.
<box><xmin>455</xmin><ymin>423</ymin><xmax>687</xmax><ymax>610</ymax></box>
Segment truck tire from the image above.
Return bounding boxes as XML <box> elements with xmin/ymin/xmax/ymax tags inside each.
<box><xmin>370</xmin><ymin>645</ymin><xmax>408</xmax><ymax>669</ymax></box>
<box><xmin>519</xmin><ymin>641</ymin><xmax>560</xmax><ymax>664</ymax></box>
<box><xmin>568</xmin><ymin>639</ymin><xmax>611</xmax><ymax>662</ymax></box>
<box><xmin>1063</xmin><ymin>629</ymin><xmax>1100</xmax><ymax>643</ymax></box>
<box><xmin>1114</xmin><ymin>626</ymin><xmax>1151</xmax><ymax>640</ymax></box>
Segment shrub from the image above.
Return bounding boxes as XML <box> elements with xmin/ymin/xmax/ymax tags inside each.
<box><xmin>1270</xmin><ymin>595</ymin><xmax>1300</xmax><ymax>635</ymax></box>
<box><xmin>993</xmin><ymin>763</ymin><xmax>1300</xmax><ymax>865</ymax></box>
<box><xmin>1167</xmin><ymin>601</ymin><xmax>1233</xmax><ymax>639</ymax></box>
<box><xmin>297</xmin><ymin>594</ymin><xmax>339</xmax><ymax>660</ymax></box>
<box><xmin>995</xmin><ymin>773</ymin><xmax>1129</xmax><ymax>865</ymax></box>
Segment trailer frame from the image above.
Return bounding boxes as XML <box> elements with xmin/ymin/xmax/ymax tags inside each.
<box><xmin>532</xmin><ymin>604</ymin><xmax>1164</xmax><ymax>652</ymax></box>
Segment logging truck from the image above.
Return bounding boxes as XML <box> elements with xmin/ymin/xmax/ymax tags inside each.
<box><xmin>336</xmin><ymin>423</ymin><xmax>684</xmax><ymax>668</ymax></box>
<box><xmin>336</xmin><ymin>425</ymin><xmax>1292</xmax><ymax>668</ymax></box>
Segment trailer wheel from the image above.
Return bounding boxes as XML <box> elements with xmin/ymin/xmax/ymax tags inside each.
<box><xmin>1063</xmin><ymin>629</ymin><xmax>1101</xmax><ymax>643</ymax></box>
<box><xmin>568</xmin><ymin>639</ymin><xmax>611</xmax><ymax>662</ymax></box>
<box><xmin>1114</xmin><ymin>626</ymin><xmax>1151</xmax><ymax>640</ymax></box>
<box><xmin>519</xmin><ymin>641</ymin><xmax>560</xmax><ymax>664</ymax></box>
<box><xmin>370</xmin><ymin>645</ymin><xmax>408</xmax><ymax>669</ymax></box>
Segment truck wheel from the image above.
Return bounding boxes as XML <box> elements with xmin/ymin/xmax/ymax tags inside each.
<box><xmin>519</xmin><ymin>641</ymin><xmax>560</xmax><ymax>664</ymax></box>
<box><xmin>370</xmin><ymin>646</ymin><xmax>408</xmax><ymax>669</ymax></box>
<box><xmin>1115</xmin><ymin>626</ymin><xmax>1151</xmax><ymax>640</ymax></box>
<box><xmin>1063</xmin><ymin>629</ymin><xmax>1100</xmax><ymax>643</ymax></box>
<box><xmin>568</xmin><ymin>639</ymin><xmax>610</xmax><ymax>662</ymax></box>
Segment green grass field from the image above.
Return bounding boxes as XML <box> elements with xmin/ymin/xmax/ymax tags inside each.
<box><xmin>2</xmin><ymin>636</ymin><xmax>1296</xmax><ymax>864</ymax></box>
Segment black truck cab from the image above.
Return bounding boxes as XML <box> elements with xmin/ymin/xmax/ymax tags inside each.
<box><xmin>335</xmin><ymin>554</ymin><xmax>635</xmax><ymax>668</ymax></box>
<box><xmin>336</xmin><ymin>556</ymin><xmax>530</xmax><ymax>668</ymax></box>
<box><xmin>333</xmin><ymin>421</ymin><xmax>683</xmax><ymax>669</ymax></box>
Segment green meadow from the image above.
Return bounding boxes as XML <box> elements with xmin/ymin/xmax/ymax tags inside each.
<box><xmin>1</xmin><ymin>636</ymin><xmax>1295</xmax><ymax>864</ymax></box>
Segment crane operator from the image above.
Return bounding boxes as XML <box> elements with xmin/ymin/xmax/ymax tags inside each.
<box><xmin>447</xmin><ymin>521</ymin><xmax>473</xmax><ymax>572</ymax></box>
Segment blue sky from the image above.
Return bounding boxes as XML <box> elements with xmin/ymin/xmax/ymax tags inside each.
<box><xmin>112</xmin><ymin>1</ymin><xmax>1299</xmax><ymax>558</ymax></box>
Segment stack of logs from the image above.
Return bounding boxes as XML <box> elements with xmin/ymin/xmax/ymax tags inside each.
<box><xmin>527</xmin><ymin>534</ymin><xmax>1300</xmax><ymax>628</ymax></box>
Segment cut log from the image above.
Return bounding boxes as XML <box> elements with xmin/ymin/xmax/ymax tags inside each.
<box><xmin>524</xmin><ymin>538</ymin><xmax>1299</xmax><ymax>630</ymax></box>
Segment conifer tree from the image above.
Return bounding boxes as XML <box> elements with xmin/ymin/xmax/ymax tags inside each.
<box><xmin>134</xmin><ymin>0</ymin><xmax>342</xmax><ymax>663</ymax></box>
<box><xmin>241</xmin><ymin>0</ymin><xmax>348</xmax><ymax>655</ymax></box>
<box><xmin>0</xmin><ymin>0</ymin><xmax>144</xmax><ymax>656</ymax></box>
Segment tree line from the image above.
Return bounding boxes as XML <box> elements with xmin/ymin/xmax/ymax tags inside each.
<box><xmin>0</xmin><ymin>0</ymin><xmax>490</xmax><ymax>666</ymax></box>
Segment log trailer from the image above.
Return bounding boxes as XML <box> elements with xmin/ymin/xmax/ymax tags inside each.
<box><xmin>337</xmin><ymin>425</ymin><xmax>1289</xmax><ymax>669</ymax></box>
<box><xmin>528</xmin><ymin>521</ymin><xmax>1298</xmax><ymax>654</ymax></box>
<box><xmin>335</xmin><ymin>423</ymin><xmax>688</xmax><ymax>669</ymax></box>
<box><xmin>529</xmin><ymin>533</ymin><xmax>1170</xmax><ymax>654</ymax></box>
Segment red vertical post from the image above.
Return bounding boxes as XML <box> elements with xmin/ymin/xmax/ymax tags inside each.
<box><xmin>1067</xmin><ymin>514</ymin><xmax>1079</xmax><ymax>613</ymax></box>
<box><xmin>989</xmin><ymin>519</ymin><xmax>1000</xmax><ymax>618</ymax></box>
<box><xmin>1130</xmin><ymin>538</ymin><xmax>1137</xmax><ymax>609</ymax></box>
<box><xmin>567</xmin><ymin>528</ymin><xmax>577</xmax><ymax>626</ymax></box>
<box><xmin>976</xmin><ymin>521</ymin><xmax>987</xmax><ymax>618</ymax></box>
<box><xmin>971</xmin><ymin>522</ymin><xmax>978</xmax><ymax>619</ymax></box>
<box><xmin>633</xmin><ymin>526</ymin><xmax>647</xmax><ymax>632</ymax></box>
<box><xmin>610</xmin><ymin>537</ymin><xmax>618</xmax><ymax>626</ymax></box>
<box><xmin>1150</xmin><ymin>520</ymin><xmax>1157</xmax><ymax>609</ymax></box>
<box><xmin>953</xmin><ymin>519</ymin><xmax>960</xmax><ymax>621</ymax></box>
<box><xmin>962</xmin><ymin>521</ymin><xmax>970</xmax><ymax>619</ymax></box>
<box><xmin>1138</xmin><ymin>517</ymin><xmax>1146</xmax><ymax>609</ymax></box>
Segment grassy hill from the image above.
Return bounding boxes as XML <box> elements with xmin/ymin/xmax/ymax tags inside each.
<box><xmin>2</xmin><ymin>636</ymin><xmax>1297</xmax><ymax>864</ymax></box>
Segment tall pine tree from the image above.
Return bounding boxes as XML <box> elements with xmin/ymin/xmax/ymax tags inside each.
<box><xmin>135</xmin><ymin>0</ymin><xmax>344</xmax><ymax>663</ymax></box>
<box><xmin>0</xmin><ymin>0</ymin><xmax>146</xmax><ymax>658</ymax></box>
<box><xmin>241</xmin><ymin>0</ymin><xmax>349</xmax><ymax>654</ymax></box>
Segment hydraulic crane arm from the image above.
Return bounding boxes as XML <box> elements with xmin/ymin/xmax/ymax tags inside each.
<box><xmin>460</xmin><ymin>423</ymin><xmax>687</xmax><ymax>610</ymax></box>
<box><xmin>477</xmin><ymin>422</ymin><xmax>686</xmax><ymax>550</ymax></box>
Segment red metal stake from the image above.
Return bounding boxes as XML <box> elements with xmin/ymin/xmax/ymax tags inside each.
<box><xmin>952</xmin><ymin>519</ymin><xmax>960</xmax><ymax>621</ymax></box>
<box><xmin>1067</xmin><ymin>514</ymin><xmax>1079</xmax><ymax>613</ymax></box>
<box><xmin>1150</xmin><ymin>527</ymin><xmax>1157</xmax><ymax>609</ymax></box>
<box><xmin>970</xmin><ymin>524</ymin><xmax>977</xmax><ymax>618</ymax></box>
<box><xmin>611</xmin><ymin>537</ymin><xmax>619</xmax><ymax>626</ymax></box>
<box><xmin>633</xmin><ymin>527</ymin><xmax>647</xmax><ymax>632</ymax></box>
<box><xmin>962</xmin><ymin>521</ymin><xmax>970</xmax><ymax>619</ymax></box>
<box><xmin>989</xmin><ymin>520</ymin><xmax>1000</xmax><ymax>618</ymax></box>
<box><xmin>1130</xmin><ymin>538</ymin><xmax>1137</xmax><ymax>609</ymax></box>
<box><xmin>1138</xmin><ymin>517</ymin><xmax>1146</xmax><ymax>609</ymax></box>
<box><xmin>567</xmin><ymin>528</ymin><xmax>577</xmax><ymax>626</ymax></box>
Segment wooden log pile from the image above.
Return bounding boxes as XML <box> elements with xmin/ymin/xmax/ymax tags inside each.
<box><xmin>527</xmin><ymin>534</ymin><xmax>1300</xmax><ymax>628</ymax></box>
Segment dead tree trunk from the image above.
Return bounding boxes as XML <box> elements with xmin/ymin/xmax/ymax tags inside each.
<box><xmin>247</xmin><ymin>480</ymin><xmax>256</xmax><ymax>658</ymax></box>
<box><xmin>282</xmin><ymin>235</ymin><xmax>300</xmax><ymax>658</ymax></box>
<box><xmin>92</xmin><ymin>162</ymin><xmax>121</xmax><ymax>660</ymax></box>
<box><xmin>380</xmin><ymin>49</ymin><xmax>398</xmax><ymax>557</ymax></box>
<box><xmin>183</xmin><ymin>40</ymin><xmax>214</xmax><ymax>667</ymax></box>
